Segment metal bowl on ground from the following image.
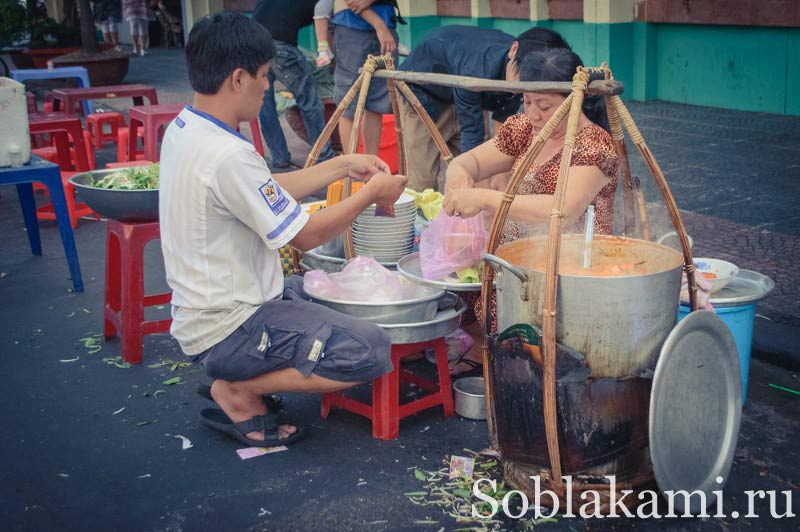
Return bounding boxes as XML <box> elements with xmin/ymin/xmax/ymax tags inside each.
<box><xmin>69</xmin><ymin>168</ymin><xmax>158</xmax><ymax>222</ymax></box>
<box><xmin>305</xmin><ymin>277</ymin><xmax>446</xmax><ymax>324</ymax></box>
<box><xmin>454</xmin><ymin>377</ymin><xmax>487</xmax><ymax>420</ymax></box>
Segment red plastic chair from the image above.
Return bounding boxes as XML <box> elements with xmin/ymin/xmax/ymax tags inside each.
<box><xmin>104</xmin><ymin>220</ymin><xmax>172</xmax><ymax>364</ymax></box>
<box><xmin>116</xmin><ymin>127</ymin><xmax>146</xmax><ymax>162</ymax></box>
<box><xmin>321</xmin><ymin>337</ymin><xmax>455</xmax><ymax>440</ymax></box>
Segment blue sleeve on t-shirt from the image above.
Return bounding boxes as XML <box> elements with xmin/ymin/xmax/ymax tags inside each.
<box><xmin>332</xmin><ymin>5</ymin><xmax>396</xmax><ymax>31</ymax></box>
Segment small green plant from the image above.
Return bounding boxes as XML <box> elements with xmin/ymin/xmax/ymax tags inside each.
<box><xmin>0</xmin><ymin>0</ymin><xmax>27</xmax><ymax>47</ymax></box>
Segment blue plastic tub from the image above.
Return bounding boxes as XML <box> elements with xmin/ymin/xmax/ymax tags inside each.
<box><xmin>678</xmin><ymin>304</ymin><xmax>756</xmax><ymax>402</ymax></box>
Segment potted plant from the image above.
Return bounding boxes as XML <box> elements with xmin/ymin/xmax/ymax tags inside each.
<box><xmin>50</xmin><ymin>0</ymin><xmax>131</xmax><ymax>85</ymax></box>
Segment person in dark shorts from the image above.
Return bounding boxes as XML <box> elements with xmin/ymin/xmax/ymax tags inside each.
<box><xmin>332</xmin><ymin>0</ymin><xmax>402</xmax><ymax>155</ymax></box>
<box><xmin>159</xmin><ymin>12</ymin><xmax>408</xmax><ymax>447</ymax></box>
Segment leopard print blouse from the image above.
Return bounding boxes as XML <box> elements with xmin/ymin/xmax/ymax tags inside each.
<box><xmin>494</xmin><ymin>113</ymin><xmax>619</xmax><ymax>243</ymax></box>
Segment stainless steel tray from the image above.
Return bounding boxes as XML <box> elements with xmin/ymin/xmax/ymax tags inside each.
<box><xmin>397</xmin><ymin>252</ymin><xmax>482</xmax><ymax>292</ymax></box>
<box><xmin>650</xmin><ymin>311</ymin><xmax>741</xmax><ymax>514</ymax></box>
<box><xmin>708</xmin><ymin>269</ymin><xmax>774</xmax><ymax>307</ymax></box>
<box><xmin>306</xmin><ymin>278</ymin><xmax>446</xmax><ymax>325</ymax></box>
<box><xmin>379</xmin><ymin>294</ymin><xmax>466</xmax><ymax>344</ymax></box>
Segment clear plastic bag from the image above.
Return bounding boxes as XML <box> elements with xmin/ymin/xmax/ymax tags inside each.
<box><xmin>303</xmin><ymin>269</ymin><xmax>337</xmax><ymax>297</ymax></box>
<box><xmin>419</xmin><ymin>213</ymin><xmax>487</xmax><ymax>281</ymax></box>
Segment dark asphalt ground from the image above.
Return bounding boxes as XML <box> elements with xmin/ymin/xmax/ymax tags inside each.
<box><xmin>1</xmin><ymin>48</ymin><xmax>798</xmax><ymax>531</ymax></box>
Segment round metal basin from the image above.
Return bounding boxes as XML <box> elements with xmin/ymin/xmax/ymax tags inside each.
<box><xmin>69</xmin><ymin>168</ymin><xmax>158</xmax><ymax>222</ymax></box>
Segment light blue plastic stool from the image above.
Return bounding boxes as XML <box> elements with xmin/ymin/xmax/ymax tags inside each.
<box><xmin>678</xmin><ymin>304</ymin><xmax>755</xmax><ymax>403</ymax></box>
<box><xmin>11</xmin><ymin>67</ymin><xmax>96</xmax><ymax>115</ymax></box>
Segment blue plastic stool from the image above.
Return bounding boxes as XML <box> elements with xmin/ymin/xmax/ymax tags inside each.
<box><xmin>678</xmin><ymin>305</ymin><xmax>755</xmax><ymax>403</ymax></box>
<box><xmin>0</xmin><ymin>156</ymin><xmax>84</xmax><ymax>291</ymax></box>
<box><xmin>11</xmin><ymin>67</ymin><xmax>96</xmax><ymax>115</ymax></box>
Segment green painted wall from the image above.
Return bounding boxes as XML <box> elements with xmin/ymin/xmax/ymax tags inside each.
<box><xmin>653</xmin><ymin>24</ymin><xmax>791</xmax><ymax>114</ymax></box>
<box><xmin>294</xmin><ymin>14</ymin><xmax>799</xmax><ymax>116</ymax></box>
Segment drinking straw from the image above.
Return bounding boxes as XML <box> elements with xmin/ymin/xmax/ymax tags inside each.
<box><xmin>768</xmin><ymin>384</ymin><xmax>800</xmax><ymax>396</ymax></box>
<box><xmin>583</xmin><ymin>205</ymin><xmax>595</xmax><ymax>269</ymax></box>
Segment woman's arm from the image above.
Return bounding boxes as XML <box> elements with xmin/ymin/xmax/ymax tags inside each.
<box><xmin>444</xmin><ymin>139</ymin><xmax>516</xmax><ymax>194</ymax></box>
<box><xmin>360</xmin><ymin>8</ymin><xmax>396</xmax><ymax>55</ymax></box>
<box><xmin>444</xmin><ymin>166</ymin><xmax>610</xmax><ymax>225</ymax></box>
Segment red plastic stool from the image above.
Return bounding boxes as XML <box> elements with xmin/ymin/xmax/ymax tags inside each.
<box><xmin>117</xmin><ymin>127</ymin><xmax>146</xmax><ymax>162</ymax></box>
<box><xmin>358</xmin><ymin>114</ymin><xmax>399</xmax><ymax>173</ymax></box>
<box><xmin>87</xmin><ymin>112</ymin><xmax>126</xmax><ymax>149</ymax></box>
<box><xmin>104</xmin><ymin>219</ymin><xmax>172</xmax><ymax>364</ymax></box>
<box><xmin>320</xmin><ymin>337</ymin><xmax>455</xmax><ymax>440</ymax></box>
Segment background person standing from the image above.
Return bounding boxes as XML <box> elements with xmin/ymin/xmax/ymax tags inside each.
<box><xmin>252</xmin><ymin>0</ymin><xmax>337</xmax><ymax>169</ymax></box>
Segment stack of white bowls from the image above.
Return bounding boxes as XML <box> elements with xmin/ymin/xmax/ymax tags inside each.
<box><xmin>352</xmin><ymin>193</ymin><xmax>417</xmax><ymax>264</ymax></box>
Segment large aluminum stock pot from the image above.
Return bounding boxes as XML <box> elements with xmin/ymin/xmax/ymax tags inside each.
<box><xmin>484</xmin><ymin>234</ymin><xmax>684</xmax><ymax>378</ymax></box>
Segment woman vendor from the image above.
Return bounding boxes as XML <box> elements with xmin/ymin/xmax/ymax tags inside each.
<box><xmin>442</xmin><ymin>47</ymin><xmax>619</xmax><ymax>376</ymax></box>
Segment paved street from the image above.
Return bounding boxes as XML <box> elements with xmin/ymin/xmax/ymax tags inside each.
<box><xmin>1</xmin><ymin>48</ymin><xmax>797</xmax><ymax>531</ymax></box>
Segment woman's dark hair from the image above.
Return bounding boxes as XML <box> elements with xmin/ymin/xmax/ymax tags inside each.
<box><xmin>514</xmin><ymin>27</ymin><xmax>571</xmax><ymax>64</ymax></box>
<box><xmin>518</xmin><ymin>48</ymin><xmax>609</xmax><ymax>132</ymax></box>
<box><xmin>185</xmin><ymin>11</ymin><xmax>276</xmax><ymax>95</ymax></box>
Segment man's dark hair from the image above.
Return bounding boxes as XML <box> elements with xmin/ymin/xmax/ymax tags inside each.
<box><xmin>185</xmin><ymin>11</ymin><xmax>276</xmax><ymax>95</ymax></box>
<box><xmin>515</xmin><ymin>27</ymin><xmax>571</xmax><ymax>64</ymax></box>
<box><xmin>519</xmin><ymin>48</ymin><xmax>610</xmax><ymax>132</ymax></box>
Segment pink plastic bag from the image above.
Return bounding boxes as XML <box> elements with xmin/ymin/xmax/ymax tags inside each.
<box><xmin>304</xmin><ymin>257</ymin><xmax>404</xmax><ymax>302</ymax></box>
<box><xmin>303</xmin><ymin>269</ymin><xmax>337</xmax><ymax>297</ymax></box>
<box><xmin>419</xmin><ymin>213</ymin><xmax>487</xmax><ymax>281</ymax></box>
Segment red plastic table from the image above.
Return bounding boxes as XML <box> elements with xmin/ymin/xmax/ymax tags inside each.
<box><xmin>49</xmin><ymin>84</ymin><xmax>158</xmax><ymax>115</ymax></box>
<box><xmin>28</xmin><ymin>113</ymin><xmax>90</xmax><ymax>171</ymax></box>
<box><xmin>128</xmin><ymin>103</ymin><xmax>184</xmax><ymax>162</ymax></box>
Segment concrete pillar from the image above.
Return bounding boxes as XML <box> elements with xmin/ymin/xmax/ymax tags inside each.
<box><xmin>529</xmin><ymin>0</ymin><xmax>549</xmax><ymax>21</ymax></box>
<box><xmin>584</xmin><ymin>0</ymin><xmax>636</xmax><ymax>23</ymax></box>
<box><xmin>471</xmin><ymin>0</ymin><xmax>491</xmax><ymax>19</ymax></box>
<box><xmin>397</xmin><ymin>0</ymin><xmax>436</xmax><ymax>17</ymax></box>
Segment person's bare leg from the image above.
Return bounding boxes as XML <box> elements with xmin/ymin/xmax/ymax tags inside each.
<box><xmin>338</xmin><ymin>116</ymin><xmax>354</xmax><ymax>154</ymax></box>
<box><xmin>111</xmin><ymin>31</ymin><xmax>119</xmax><ymax>46</ymax></box>
<box><xmin>131</xmin><ymin>33</ymin><xmax>140</xmax><ymax>54</ymax></box>
<box><xmin>210</xmin><ymin>368</ymin><xmax>360</xmax><ymax>441</ymax></box>
<box><xmin>103</xmin><ymin>31</ymin><xmax>113</xmax><ymax>45</ymax></box>
<box><xmin>362</xmin><ymin>110</ymin><xmax>382</xmax><ymax>155</ymax></box>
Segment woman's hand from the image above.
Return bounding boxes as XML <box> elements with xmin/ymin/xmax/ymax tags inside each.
<box><xmin>443</xmin><ymin>188</ymin><xmax>493</xmax><ymax>218</ymax></box>
<box><xmin>342</xmin><ymin>154</ymin><xmax>391</xmax><ymax>182</ymax></box>
<box><xmin>444</xmin><ymin>171</ymin><xmax>474</xmax><ymax>195</ymax></box>
<box><xmin>347</xmin><ymin>0</ymin><xmax>374</xmax><ymax>14</ymax></box>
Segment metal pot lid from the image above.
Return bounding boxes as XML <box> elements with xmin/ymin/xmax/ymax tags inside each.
<box><xmin>650</xmin><ymin>310</ymin><xmax>742</xmax><ymax>515</ymax></box>
<box><xmin>708</xmin><ymin>269</ymin><xmax>774</xmax><ymax>307</ymax></box>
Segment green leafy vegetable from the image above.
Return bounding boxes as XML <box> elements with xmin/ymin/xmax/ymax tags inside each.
<box><xmin>92</xmin><ymin>164</ymin><xmax>160</xmax><ymax>190</ymax></box>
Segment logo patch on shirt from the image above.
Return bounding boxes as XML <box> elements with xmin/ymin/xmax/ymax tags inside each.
<box><xmin>259</xmin><ymin>178</ymin><xmax>289</xmax><ymax>215</ymax></box>
<box><xmin>307</xmin><ymin>339</ymin><xmax>324</xmax><ymax>362</ymax></box>
<box><xmin>175</xmin><ymin>117</ymin><xmax>185</xmax><ymax>128</ymax></box>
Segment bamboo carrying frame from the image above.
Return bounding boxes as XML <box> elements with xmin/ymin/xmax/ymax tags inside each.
<box><xmin>299</xmin><ymin>57</ymin><xmax>698</xmax><ymax>500</ymax></box>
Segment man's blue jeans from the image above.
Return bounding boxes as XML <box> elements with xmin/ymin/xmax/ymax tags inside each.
<box><xmin>259</xmin><ymin>40</ymin><xmax>336</xmax><ymax>167</ymax></box>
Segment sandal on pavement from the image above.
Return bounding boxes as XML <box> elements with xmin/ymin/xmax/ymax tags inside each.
<box><xmin>200</xmin><ymin>408</ymin><xmax>306</xmax><ymax>447</ymax></box>
<box><xmin>195</xmin><ymin>385</ymin><xmax>289</xmax><ymax>424</ymax></box>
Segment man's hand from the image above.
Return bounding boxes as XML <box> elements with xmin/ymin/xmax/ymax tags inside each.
<box><xmin>364</xmin><ymin>172</ymin><xmax>408</xmax><ymax>208</ymax></box>
<box><xmin>376</xmin><ymin>26</ymin><xmax>396</xmax><ymax>56</ymax></box>
<box><xmin>347</xmin><ymin>0</ymin><xmax>374</xmax><ymax>14</ymax></box>
<box><xmin>443</xmin><ymin>188</ymin><xmax>487</xmax><ymax>218</ymax></box>
<box><xmin>343</xmin><ymin>153</ymin><xmax>391</xmax><ymax>182</ymax></box>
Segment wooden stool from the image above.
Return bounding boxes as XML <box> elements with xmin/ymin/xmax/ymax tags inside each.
<box><xmin>321</xmin><ymin>337</ymin><xmax>455</xmax><ymax>440</ymax></box>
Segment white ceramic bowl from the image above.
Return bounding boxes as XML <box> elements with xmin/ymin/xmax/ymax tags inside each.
<box><xmin>693</xmin><ymin>258</ymin><xmax>739</xmax><ymax>293</ymax></box>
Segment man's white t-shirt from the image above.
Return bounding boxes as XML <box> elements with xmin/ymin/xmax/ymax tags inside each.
<box><xmin>159</xmin><ymin>107</ymin><xmax>309</xmax><ymax>355</ymax></box>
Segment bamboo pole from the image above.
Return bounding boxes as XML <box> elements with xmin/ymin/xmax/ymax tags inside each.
<box><xmin>610</xmin><ymin>96</ymin><xmax>698</xmax><ymax>311</ymax></box>
<box><xmin>371</xmin><ymin>70</ymin><xmax>624</xmax><ymax>96</ymax></box>
<box><xmin>383</xmin><ymin>56</ymin><xmax>406</xmax><ymax>176</ymax></box>
<box><xmin>632</xmin><ymin>176</ymin><xmax>651</xmax><ymax>240</ymax></box>
<box><xmin>539</xmin><ymin>70</ymin><xmax>589</xmax><ymax>493</ymax></box>
<box><xmin>480</xmin><ymin>93</ymin><xmax>575</xmax><ymax>452</ymax></box>
<box><xmin>601</xmin><ymin>65</ymin><xmax>637</xmax><ymax>237</ymax></box>
<box><xmin>393</xmin><ymin>79</ymin><xmax>454</xmax><ymax>164</ymax></box>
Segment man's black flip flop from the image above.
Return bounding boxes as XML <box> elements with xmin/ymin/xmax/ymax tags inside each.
<box><xmin>200</xmin><ymin>408</ymin><xmax>306</xmax><ymax>447</ymax></box>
